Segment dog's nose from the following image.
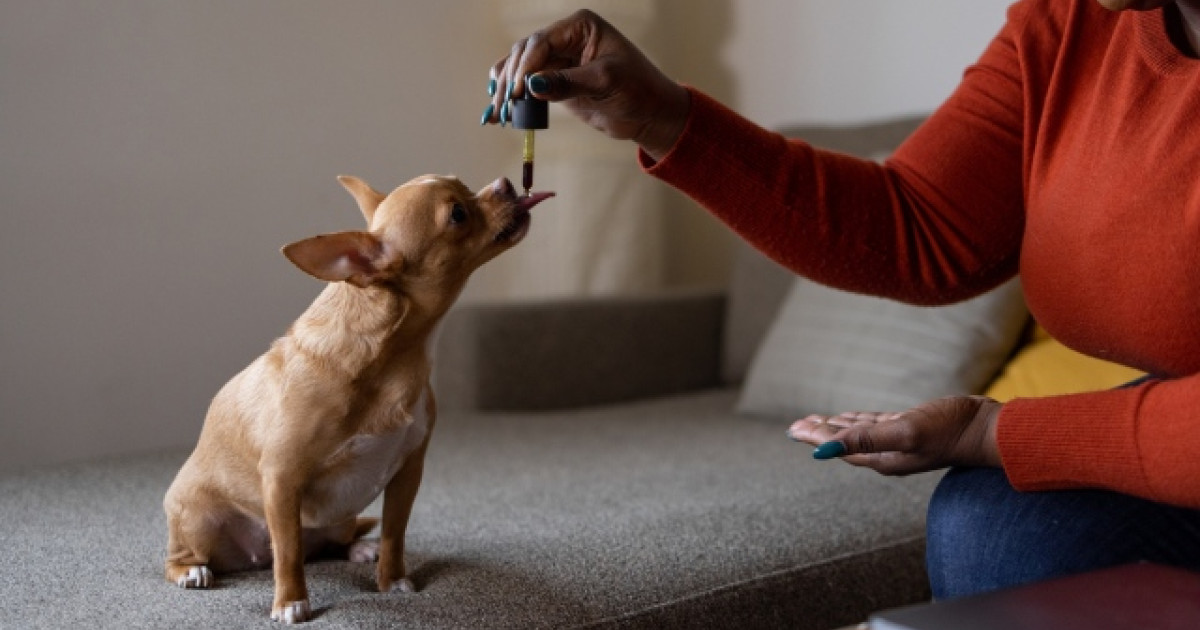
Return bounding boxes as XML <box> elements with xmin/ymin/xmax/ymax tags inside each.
<box><xmin>491</xmin><ymin>177</ymin><xmax>517</xmax><ymax>199</ymax></box>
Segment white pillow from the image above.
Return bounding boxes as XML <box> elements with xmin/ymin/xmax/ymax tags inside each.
<box><xmin>737</xmin><ymin>278</ymin><xmax>1027</xmax><ymax>419</ymax></box>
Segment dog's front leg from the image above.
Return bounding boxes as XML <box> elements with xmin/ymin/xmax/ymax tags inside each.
<box><xmin>263</xmin><ymin>474</ymin><xmax>311</xmax><ymax>623</ymax></box>
<box><xmin>376</xmin><ymin>439</ymin><xmax>429</xmax><ymax>594</ymax></box>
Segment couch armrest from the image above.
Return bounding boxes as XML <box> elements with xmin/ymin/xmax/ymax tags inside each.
<box><xmin>434</xmin><ymin>289</ymin><xmax>726</xmax><ymax>412</ymax></box>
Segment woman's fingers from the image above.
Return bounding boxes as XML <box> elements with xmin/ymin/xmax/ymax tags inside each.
<box><xmin>790</xmin><ymin>412</ymin><xmax>926</xmax><ymax>474</ymax></box>
<box><xmin>481</xmin><ymin>9</ymin><xmax>687</xmax><ymax>154</ymax></box>
<box><xmin>484</xmin><ymin>10</ymin><xmax>601</xmax><ymax>127</ymax></box>
<box><xmin>790</xmin><ymin>396</ymin><xmax>1004</xmax><ymax>475</ymax></box>
<box><xmin>838</xmin><ymin>417</ymin><xmax>920</xmax><ymax>457</ymax></box>
<box><xmin>485</xmin><ymin>56</ymin><xmax>508</xmax><ymax>125</ymax></box>
<box><xmin>835</xmin><ymin>420</ymin><xmax>929</xmax><ymax>475</ymax></box>
<box><xmin>497</xmin><ymin>39</ymin><xmax>528</xmax><ymax>125</ymax></box>
<box><xmin>788</xmin><ymin>411</ymin><xmax>901</xmax><ymax>442</ymax></box>
<box><xmin>787</xmin><ymin>415</ymin><xmax>844</xmax><ymax>445</ymax></box>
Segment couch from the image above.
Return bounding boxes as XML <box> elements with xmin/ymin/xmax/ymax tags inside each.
<box><xmin>4</xmin><ymin>117</ymin><xmax>1058</xmax><ymax>629</ymax></box>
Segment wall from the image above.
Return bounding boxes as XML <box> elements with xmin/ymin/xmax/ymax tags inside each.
<box><xmin>718</xmin><ymin>0</ymin><xmax>1013</xmax><ymax>125</ymax></box>
<box><xmin>0</xmin><ymin>1</ymin><xmax>512</xmax><ymax>470</ymax></box>
<box><xmin>0</xmin><ymin>0</ymin><xmax>1011</xmax><ymax>471</ymax></box>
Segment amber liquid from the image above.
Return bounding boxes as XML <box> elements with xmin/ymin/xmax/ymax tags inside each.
<box><xmin>522</xmin><ymin>161</ymin><xmax>533</xmax><ymax>195</ymax></box>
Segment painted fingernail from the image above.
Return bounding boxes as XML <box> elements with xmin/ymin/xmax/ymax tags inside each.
<box><xmin>500</xmin><ymin>101</ymin><xmax>509</xmax><ymax>127</ymax></box>
<box><xmin>488</xmin><ymin>78</ymin><xmax>497</xmax><ymax>97</ymax></box>
<box><xmin>505</xmin><ymin>81</ymin><xmax>514</xmax><ymax>101</ymax></box>
<box><xmin>480</xmin><ymin>103</ymin><xmax>495</xmax><ymax>125</ymax></box>
<box><xmin>528</xmin><ymin>73</ymin><xmax>549</xmax><ymax>95</ymax></box>
<box><xmin>812</xmin><ymin>441</ymin><xmax>846</xmax><ymax>460</ymax></box>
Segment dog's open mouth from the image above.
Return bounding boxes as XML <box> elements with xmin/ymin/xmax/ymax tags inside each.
<box><xmin>495</xmin><ymin>191</ymin><xmax>555</xmax><ymax>243</ymax></box>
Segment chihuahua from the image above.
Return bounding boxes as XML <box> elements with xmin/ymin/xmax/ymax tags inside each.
<box><xmin>163</xmin><ymin>174</ymin><xmax>553</xmax><ymax>623</ymax></box>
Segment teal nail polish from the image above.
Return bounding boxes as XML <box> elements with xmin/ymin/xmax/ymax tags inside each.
<box><xmin>500</xmin><ymin>101</ymin><xmax>509</xmax><ymax>127</ymax></box>
<box><xmin>487</xmin><ymin>78</ymin><xmax>497</xmax><ymax>97</ymax></box>
<box><xmin>480</xmin><ymin>103</ymin><xmax>495</xmax><ymax>126</ymax></box>
<box><xmin>812</xmin><ymin>441</ymin><xmax>846</xmax><ymax>460</ymax></box>
<box><xmin>528</xmin><ymin>74</ymin><xmax>549</xmax><ymax>95</ymax></box>
<box><xmin>505</xmin><ymin>81</ymin><xmax>514</xmax><ymax>102</ymax></box>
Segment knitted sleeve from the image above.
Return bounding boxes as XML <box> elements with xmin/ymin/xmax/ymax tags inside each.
<box><xmin>639</xmin><ymin>1</ymin><xmax>1034</xmax><ymax>305</ymax></box>
<box><xmin>643</xmin><ymin>0</ymin><xmax>1200</xmax><ymax>509</ymax></box>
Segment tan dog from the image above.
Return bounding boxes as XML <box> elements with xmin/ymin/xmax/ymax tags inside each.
<box><xmin>163</xmin><ymin>174</ymin><xmax>553</xmax><ymax>623</ymax></box>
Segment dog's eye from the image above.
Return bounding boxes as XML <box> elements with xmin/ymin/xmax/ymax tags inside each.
<box><xmin>449</xmin><ymin>203</ymin><xmax>467</xmax><ymax>225</ymax></box>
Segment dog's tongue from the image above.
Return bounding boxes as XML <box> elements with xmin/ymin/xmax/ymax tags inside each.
<box><xmin>515</xmin><ymin>191</ymin><xmax>555</xmax><ymax>212</ymax></box>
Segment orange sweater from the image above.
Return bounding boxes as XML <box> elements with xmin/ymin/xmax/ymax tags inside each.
<box><xmin>643</xmin><ymin>0</ymin><xmax>1200</xmax><ymax>508</ymax></box>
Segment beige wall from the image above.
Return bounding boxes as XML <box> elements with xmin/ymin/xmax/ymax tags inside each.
<box><xmin>0</xmin><ymin>0</ymin><xmax>1008</xmax><ymax>471</ymax></box>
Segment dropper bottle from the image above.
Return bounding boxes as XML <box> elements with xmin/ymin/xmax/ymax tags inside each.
<box><xmin>510</xmin><ymin>76</ymin><xmax>549</xmax><ymax>197</ymax></box>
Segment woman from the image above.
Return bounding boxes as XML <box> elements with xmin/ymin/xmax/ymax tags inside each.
<box><xmin>482</xmin><ymin>0</ymin><xmax>1200</xmax><ymax>599</ymax></box>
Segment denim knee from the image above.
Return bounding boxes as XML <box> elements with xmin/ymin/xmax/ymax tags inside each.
<box><xmin>925</xmin><ymin>466</ymin><xmax>1200</xmax><ymax>600</ymax></box>
<box><xmin>925</xmin><ymin>466</ymin><xmax>1102</xmax><ymax>599</ymax></box>
<box><xmin>925</xmin><ymin>467</ymin><xmax>1013</xmax><ymax>599</ymax></box>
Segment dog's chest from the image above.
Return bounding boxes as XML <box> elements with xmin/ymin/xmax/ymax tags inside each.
<box><xmin>302</xmin><ymin>389</ymin><xmax>431</xmax><ymax>527</ymax></box>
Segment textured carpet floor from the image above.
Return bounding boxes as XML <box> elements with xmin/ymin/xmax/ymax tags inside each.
<box><xmin>0</xmin><ymin>389</ymin><xmax>939</xmax><ymax>629</ymax></box>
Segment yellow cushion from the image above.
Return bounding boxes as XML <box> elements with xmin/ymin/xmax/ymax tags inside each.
<box><xmin>986</xmin><ymin>326</ymin><xmax>1144</xmax><ymax>402</ymax></box>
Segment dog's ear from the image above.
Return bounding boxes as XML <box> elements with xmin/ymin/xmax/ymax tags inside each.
<box><xmin>337</xmin><ymin>175</ymin><xmax>386</xmax><ymax>224</ymax></box>
<box><xmin>281</xmin><ymin>231</ymin><xmax>395</xmax><ymax>288</ymax></box>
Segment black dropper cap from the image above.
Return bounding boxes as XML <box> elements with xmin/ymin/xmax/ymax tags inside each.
<box><xmin>511</xmin><ymin>84</ymin><xmax>548</xmax><ymax>130</ymax></box>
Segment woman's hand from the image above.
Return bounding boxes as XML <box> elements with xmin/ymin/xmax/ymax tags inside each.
<box><xmin>483</xmin><ymin>9</ymin><xmax>690</xmax><ymax>161</ymax></box>
<box><xmin>786</xmin><ymin>395</ymin><xmax>1004</xmax><ymax>475</ymax></box>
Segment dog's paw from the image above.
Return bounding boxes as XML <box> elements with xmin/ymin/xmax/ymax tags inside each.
<box><xmin>387</xmin><ymin>577</ymin><xmax>415</xmax><ymax>594</ymax></box>
<box><xmin>270</xmin><ymin>600</ymin><xmax>311</xmax><ymax>624</ymax></box>
<box><xmin>175</xmin><ymin>566</ymin><xmax>214</xmax><ymax>589</ymax></box>
<box><xmin>348</xmin><ymin>538</ymin><xmax>379</xmax><ymax>563</ymax></box>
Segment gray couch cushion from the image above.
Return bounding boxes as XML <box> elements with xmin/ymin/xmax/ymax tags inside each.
<box><xmin>2</xmin><ymin>390</ymin><xmax>938</xmax><ymax>629</ymax></box>
<box><xmin>437</xmin><ymin>290</ymin><xmax>725</xmax><ymax>412</ymax></box>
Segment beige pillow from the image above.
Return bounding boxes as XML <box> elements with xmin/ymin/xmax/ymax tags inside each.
<box><xmin>737</xmin><ymin>278</ymin><xmax>1028</xmax><ymax>419</ymax></box>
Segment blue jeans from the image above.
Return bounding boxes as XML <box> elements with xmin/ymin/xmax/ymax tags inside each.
<box><xmin>925</xmin><ymin>466</ymin><xmax>1200</xmax><ymax>599</ymax></box>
